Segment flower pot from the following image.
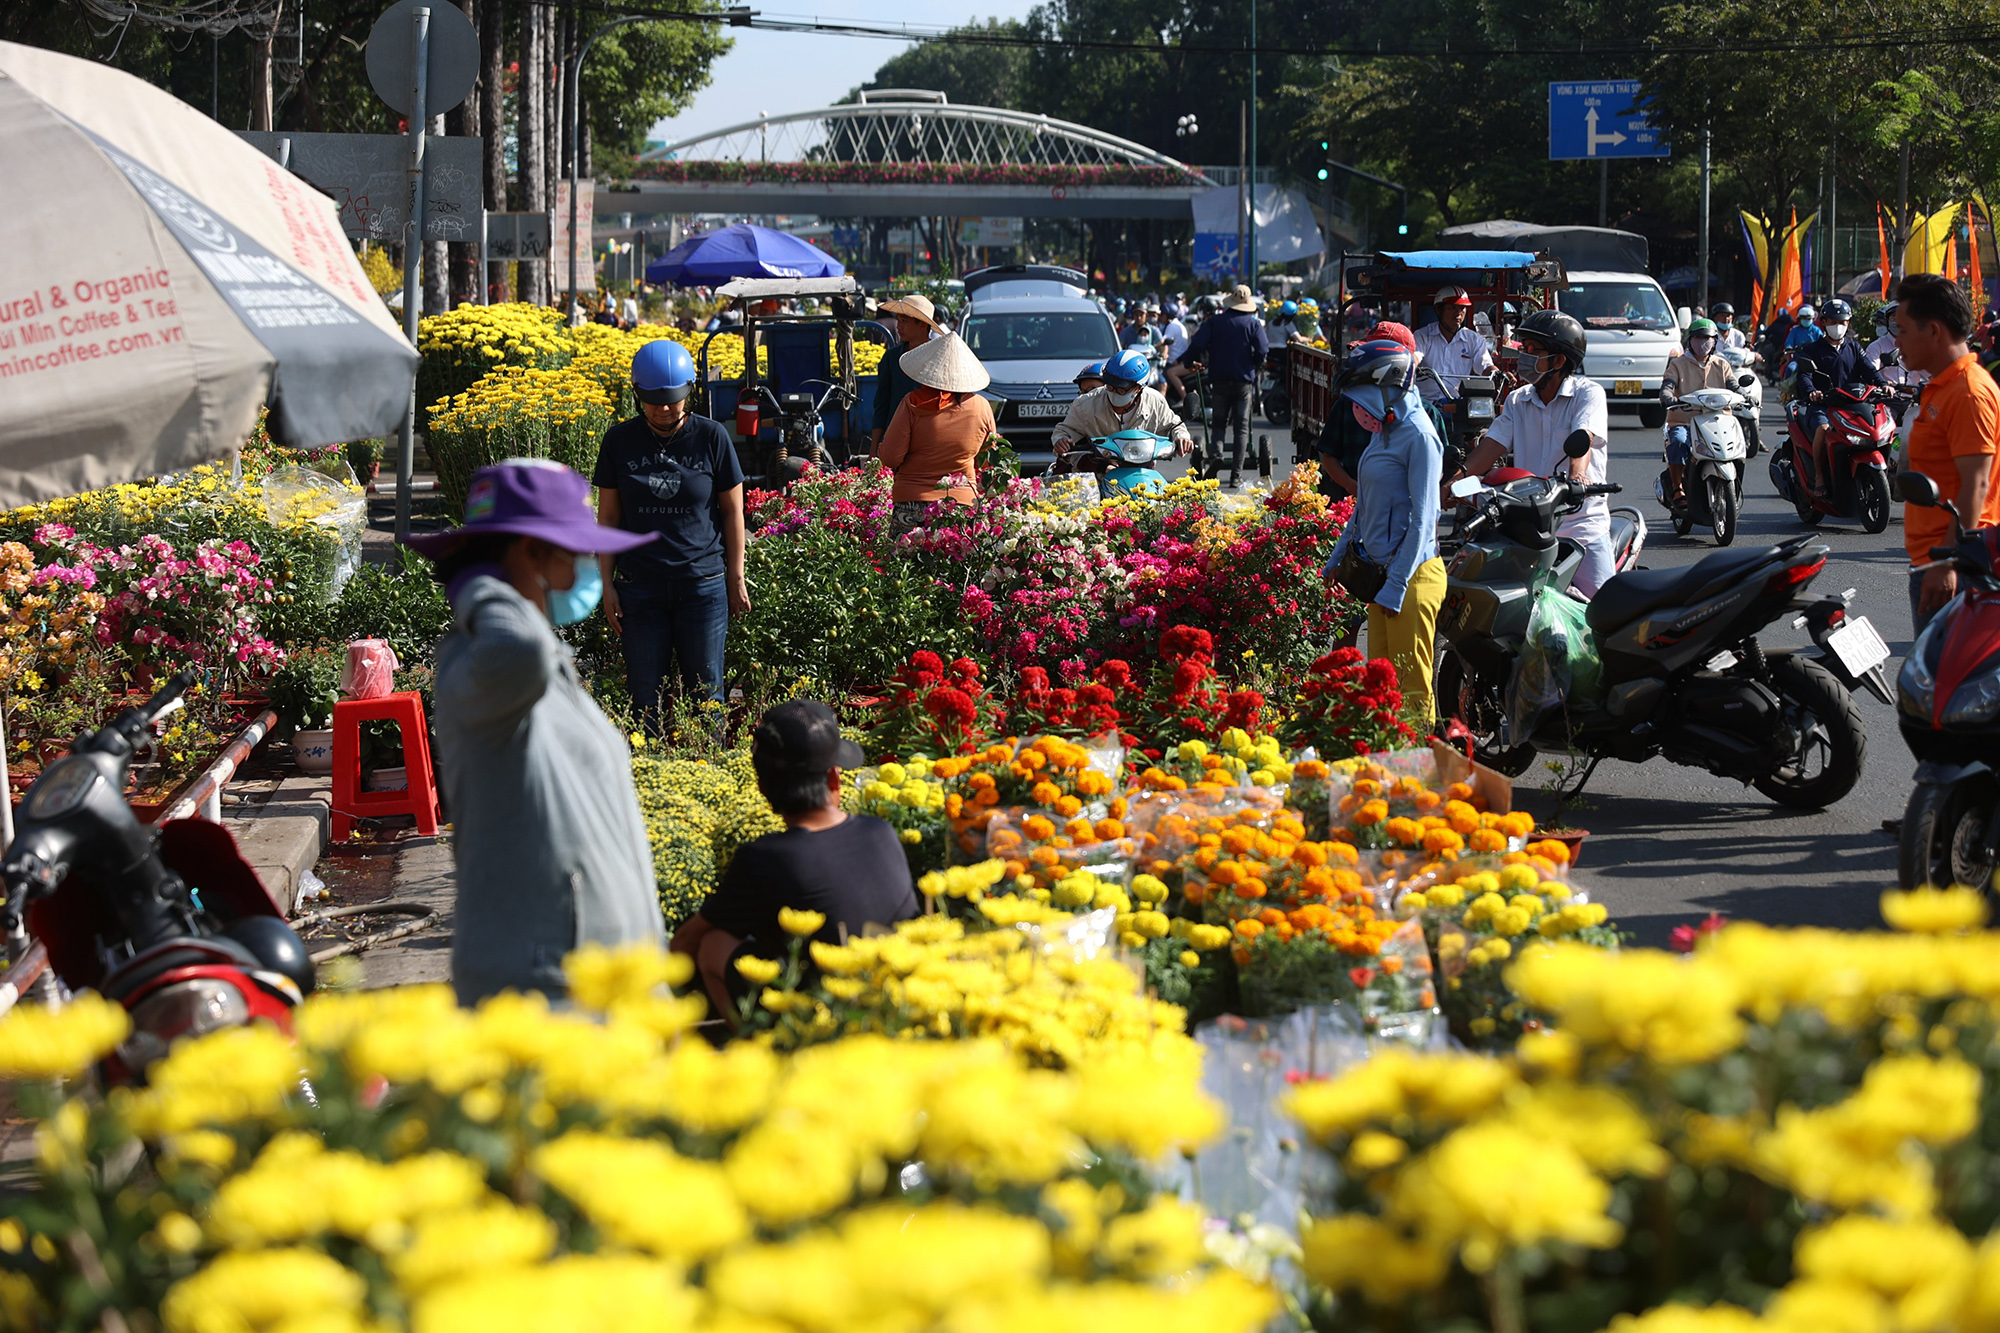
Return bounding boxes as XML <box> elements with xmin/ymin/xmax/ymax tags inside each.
<box><xmin>293</xmin><ymin>728</ymin><xmax>335</xmax><ymax>774</ymax></box>
<box><xmin>365</xmin><ymin>765</ymin><xmax>408</xmax><ymax>792</ymax></box>
<box><xmin>1534</xmin><ymin>828</ymin><xmax>1587</xmax><ymax>866</ymax></box>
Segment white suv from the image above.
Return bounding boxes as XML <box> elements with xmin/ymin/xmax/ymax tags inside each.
<box><xmin>1556</xmin><ymin>271</ymin><xmax>1684</xmax><ymax>429</ymax></box>
<box><xmin>959</xmin><ymin>266</ymin><xmax>1121</xmax><ymax>474</ymax></box>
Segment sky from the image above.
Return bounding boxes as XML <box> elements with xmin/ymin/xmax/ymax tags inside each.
<box><xmin>646</xmin><ymin>1</ymin><xmax>1039</xmax><ymax>152</ymax></box>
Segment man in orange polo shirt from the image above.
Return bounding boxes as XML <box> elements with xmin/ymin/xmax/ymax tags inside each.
<box><xmin>1894</xmin><ymin>274</ymin><xmax>2000</xmax><ymax>634</ymax></box>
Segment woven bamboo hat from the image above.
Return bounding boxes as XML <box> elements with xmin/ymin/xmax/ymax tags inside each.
<box><xmin>900</xmin><ymin>332</ymin><xmax>991</xmax><ymax>393</ymax></box>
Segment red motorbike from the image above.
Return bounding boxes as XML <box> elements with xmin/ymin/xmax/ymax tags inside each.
<box><xmin>1895</xmin><ymin>472</ymin><xmax>2000</xmax><ymax>888</ymax></box>
<box><xmin>1771</xmin><ymin>384</ymin><xmax>1907</xmax><ymax>534</ymax></box>
<box><xmin>0</xmin><ymin>669</ymin><xmax>312</xmax><ymax>1079</ymax></box>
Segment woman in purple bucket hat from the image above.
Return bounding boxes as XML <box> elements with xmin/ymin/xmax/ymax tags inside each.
<box><xmin>405</xmin><ymin>459</ymin><xmax>666</xmax><ymax>1005</ymax></box>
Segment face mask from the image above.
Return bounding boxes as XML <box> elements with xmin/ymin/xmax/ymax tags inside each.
<box><xmin>1108</xmin><ymin>388</ymin><xmax>1140</xmax><ymax>410</ymax></box>
<box><xmin>1351</xmin><ymin>401</ymin><xmax>1386</xmax><ymax>433</ymax></box>
<box><xmin>544</xmin><ymin>553</ymin><xmax>602</xmax><ymax>626</ymax></box>
<box><xmin>1690</xmin><ymin>337</ymin><xmax>1716</xmax><ymax>359</ymax></box>
<box><xmin>1516</xmin><ymin>344</ymin><xmax>1555</xmax><ymax>382</ymax></box>
<box><xmin>1824</xmin><ymin>322</ymin><xmax>1848</xmax><ymax>343</ymax></box>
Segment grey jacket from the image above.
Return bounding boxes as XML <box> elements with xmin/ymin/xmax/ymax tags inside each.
<box><xmin>434</xmin><ymin>575</ymin><xmax>664</xmax><ymax>1004</ymax></box>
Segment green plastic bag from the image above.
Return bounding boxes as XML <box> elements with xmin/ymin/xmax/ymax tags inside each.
<box><xmin>1506</xmin><ymin>587</ymin><xmax>1603</xmax><ymax>744</ymax></box>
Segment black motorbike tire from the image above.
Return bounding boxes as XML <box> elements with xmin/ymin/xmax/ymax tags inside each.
<box><xmin>1434</xmin><ymin>650</ymin><xmax>1536</xmax><ymax>777</ymax></box>
<box><xmin>1793</xmin><ymin>487</ymin><xmax>1823</xmax><ymax>526</ymax></box>
<box><xmin>1899</xmin><ymin>777</ymin><xmax>2000</xmax><ymax>889</ymax></box>
<box><xmin>1752</xmin><ymin>654</ymin><xmax>1866</xmax><ymax>809</ymax></box>
<box><xmin>1671</xmin><ymin>502</ymin><xmax>1695</xmax><ymax>538</ymax></box>
<box><xmin>1264</xmin><ymin>388</ymin><xmax>1291</xmax><ymax>428</ymax></box>
<box><xmin>1708</xmin><ymin>475</ymin><xmax>1737</xmax><ymax>546</ymax></box>
<box><xmin>1638</xmin><ymin>402</ymin><xmax>1667</xmax><ymax>430</ymax></box>
<box><xmin>1858</xmin><ymin>468</ymin><xmax>1893</xmax><ymax>535</ymax></box>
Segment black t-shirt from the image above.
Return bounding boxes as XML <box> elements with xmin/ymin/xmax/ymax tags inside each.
<box><xmin>700</xmin><ymin>815</ymin><xmax>920</xmax><ymax>955</ymax></box>
<box><xmin>592</xmin><ymin>414</ymin><xmax>746</xmax><ymax>583</ymax></box>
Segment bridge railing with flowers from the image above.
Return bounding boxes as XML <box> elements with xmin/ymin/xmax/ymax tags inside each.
<box><xmin>633</xmin><ymin>160</ymin><xmax>1200</xmax><ymax>188</ymax></box>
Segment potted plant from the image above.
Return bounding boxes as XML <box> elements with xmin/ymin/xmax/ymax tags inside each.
<box><xmin>344</xmin><ymin>439</ymin><xmax>384</xmax><ymax>487</ymax></box>
<box><xmin>1534</xmin><ymin>752</ymin><xmax>1593</xmax><ymax>863</ymax></box>
<box><xmin>268</xmin><ymin>647</ymin><xmax>342</xmax><ymax>774</ymax></box>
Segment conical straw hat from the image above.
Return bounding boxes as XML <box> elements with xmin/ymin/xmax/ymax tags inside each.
<box><xmin>900</xmin><ymin>332</ymin><xmax>991</xmax><ymax>393</ymax></box>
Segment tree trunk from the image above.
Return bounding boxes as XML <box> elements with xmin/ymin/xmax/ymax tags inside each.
<box><xmin>445</xmin><ymin>0</ymin><xmax>480</xmax><ymax>308</ymax></box>
<box><xmin>516</xmin><ymin>0</ymin><xmax>545</xmax><ymax>304</ymax></box>
<box><xmin>425</xmin><ymin>113</ymin><xmax>451</xmax><ymax>313</ymax></box>
<box><xmin>250</xmin><ymin>9</ymin><xmax>276</xmax><ymax>131</ymax></box>
<box><xmin>478</xmin><ymin>0</ymin><xmax>505</xmax><ymax>304</ymax></box>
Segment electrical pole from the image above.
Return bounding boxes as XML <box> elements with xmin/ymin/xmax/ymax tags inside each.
<box><xmin>1895</xmin><ymin>138</ymin><xmax>1911</xmax><ymax>281</ymax></box>
<box><xmin>1236</xmin><ymin>101</ymin><xmax>1246</xmax><ymax>283</ymax></box>
<box><xmin>1246</xmin><ymin>0</ymin><xmax>1258</xmax><ymax>287</ymax></box>
<box><xmin>1698</xmin><ymin>122</ymin><xmax>1712</xmax><ymax>313</ymax></box>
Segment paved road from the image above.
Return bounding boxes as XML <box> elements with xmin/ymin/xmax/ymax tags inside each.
<box><xmin>1163</xmin><ymin>399</ymin><xmax>1915</xmax><ymax>944</ymax></box>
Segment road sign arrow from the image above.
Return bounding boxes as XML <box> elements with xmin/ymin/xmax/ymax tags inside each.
<box><xmin>1584</xmin><ymin>107</ymin><xmax>1628</xmax><ymax>156</ymax></box>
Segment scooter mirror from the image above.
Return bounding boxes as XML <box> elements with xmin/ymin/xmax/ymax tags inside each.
<box><xmin>1449</xmin><ymin>475</ymin><xmax>1486</xmax><ymax>499</ymax></box>
<box><xmin>1899</xmin><ymin>471</ymin><xmax>1941</xmax><ymax>508</ymax></box>
<box><xmin>1562</xmin><ymin>429</ymin><xmax>1593</xmax><ymax>459</ymax></box>
<box><xmin>1737</xmin><ymin>373</ymin><xmax>1757</xmax><ymax>389</ymax></box>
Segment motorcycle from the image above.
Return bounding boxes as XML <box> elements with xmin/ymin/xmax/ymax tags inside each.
<box><xmin>1893</xmin><ymin>470</ymin><xmax>2000</xmax><ymax>888</ymax></box>
<box><xmin>1720</xmin><ymin>347</ymin><xmax>1764</xmax><ymax>452</ymax></box>
<box><xmin>0</xmin><ymin>669</ymin><xmax>313</xmax><ymax>1078</ymax></box>
<box><xmin>739</xmin><ymin>379</ymin><xmax>855</xmax><ymax>487</ymax></box>
<box><xmin>1436</xmin><ymin>430</ymin><xmax>1884</xmax><ymax>806</ymax></box>
<box><xmin>1449</xmin><ymin>460</ymin><xmax>1648</xmax><ymax>581</ymax></box>
<box><xmin>1422</xmin><ymin>371</ymin><xmax>1501</xmax><ymax>481</ymax></box>
<box><xmin>1772</xmin><ymin>383</ymin><xmax>1906</xmax><ymax>534</ymax></box>
<box><xmin>1259</xmin><ymin>346</ymin><xmax>1291</xmax><ymax>427</ymax></box>
<box><xmin>1050</xmin><ymin>429</ymin><xmax>1173</xmax><ymax>498</ymax></box>
<box><xmin>1655</xmin><ymin>377</ymin><xmax>1758</xmax><ymax>547</ymax></box>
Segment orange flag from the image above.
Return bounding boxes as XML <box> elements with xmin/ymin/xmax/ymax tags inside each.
<box><xmin>1971</xmin><ymin>203</ymin><xmax>1985</xmax><ymax>307</ymax></box>
<box><xmin>1877</xmin><ymin>203</ymin><xmax>1893</xmax><ymax>300</ymax></box>
<box><xmin>1947</xmin><ymin>231</ymin><xmax>1960</xmax><ymax>283</ymax></box>
<box><xmin>1778</xmin><ymin>209</ymin><xmax>1805</xmax><ymax>313</ymax></box>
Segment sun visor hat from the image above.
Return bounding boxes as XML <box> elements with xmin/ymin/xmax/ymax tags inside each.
<box><xmin>632</xmin><ymin>339</ymin><xmax>697</xmax><ymax>405</ymax></box>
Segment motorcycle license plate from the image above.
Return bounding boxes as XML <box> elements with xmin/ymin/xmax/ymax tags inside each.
<box><xmin>1825</xmin><ymin>615</ymin><xmax>1891</xmax><ymax>678</ymax></box>
<box><xmin>1614</xmin><ymin>380</ymin><xmax>1643</xmax><ymax>396</ymax></box>
<box><xmin>1015</xmin><ymin>401</ymin><xmax>1069</xmax><ymax>419</ymax></box>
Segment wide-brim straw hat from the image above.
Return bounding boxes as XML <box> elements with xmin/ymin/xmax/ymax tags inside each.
<box><xmin>900</xmin><ymin>333</ymin><xmax>990</xmax><ymax>393</ymax></box>
<box><xmin>878</xmin><ymin>292</ymin><xmax>942</xmax><ymax>331</ymax></box>
<box><xmin>1225</xmin><ymin>283</ymin><xmax>1259</xmax><ymax>312</ymax></box>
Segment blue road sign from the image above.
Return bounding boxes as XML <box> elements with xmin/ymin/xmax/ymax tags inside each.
<box><xmin>1548</xmin><ymin>81</ymin><xmax>1669</xmax><ymax>161</ymax></box>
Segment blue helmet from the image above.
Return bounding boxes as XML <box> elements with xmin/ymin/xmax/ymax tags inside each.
<box><xmin>1074</xmin><ymin>361</ymin><xmax>1106</xmax><ymax>385</ymax></box>
<box><xmin>632</xmin><ymin>339</ymin><xmax>696</xmax><ymax>404</ymax></box>
<box><xmin>1281</xmin><ymin>299</ymin><xmax>1299</xmax><ymax>316</ymax></box>
<box><xmin>1105</xmin><ymin>348</ymin><xmax>1152</xmax><ymax>387</ymax></box>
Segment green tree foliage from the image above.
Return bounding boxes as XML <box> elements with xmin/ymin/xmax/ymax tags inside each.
<box><xmin>583</xmin><ymin>18</ymin><xmax>734</xmax><ymax>176</ymax></box>
<box><xmin>849</xmin><ymin>19</ymin><xmax>1030</xmax><ymax>108</ymax></box>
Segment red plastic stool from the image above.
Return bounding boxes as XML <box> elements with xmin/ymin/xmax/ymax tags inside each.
<box><xmin>330</xmin><ymin>691</ymin><xmax>440</xmax><ymax>842</ymax></box>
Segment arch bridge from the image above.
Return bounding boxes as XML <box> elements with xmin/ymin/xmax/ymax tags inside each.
<box><xmin>622</xmin><ymin>90</ymin><xmax>1217</xmax><ymax>219</ymax></box>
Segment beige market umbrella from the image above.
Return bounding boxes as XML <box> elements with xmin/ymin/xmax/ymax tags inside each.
<box><xmin>0</xmin><ymin>41</ymin><xmax>417</xmax><ymax>509</ymax></box>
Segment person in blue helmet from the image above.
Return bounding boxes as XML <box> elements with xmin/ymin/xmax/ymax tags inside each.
<box><xmin>1324</xmin><ymin>337</ymin><xmax>1447</xmax><ymax>726</ymax></box>
<box><xmin>1050</xmin><ymin>346</ymin><xmax>1193</xmax><ymax>465</ymax></box>
<box><xmin>593</xmin><ymin>339</ymin><xmax>749</xmax><ymax>727</ymax></box>
<box><xmin>1073</xmin><ymin>361</ymin><xmax>1107</xmax><ymax>395</ymax></box>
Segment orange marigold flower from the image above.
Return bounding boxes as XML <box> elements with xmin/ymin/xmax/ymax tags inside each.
<box><xmin>1235</xmin><ymin>919</ymin><xmax>1265</xmax><ymax>938</ymax></box>
<box><xmin>1301</xmin><ymin>867</ymin><xmax>1336</xmax><ymax>897</ymax></box>
<box><xmin>1329</xmin><ymin>841</ymin><xmax>1360</xmax><ymax>865</ymax></box>
<box><xmin>1380</xmin><ymin>954</ymin><xmax>1404</xmax><ymax>975</ymax></box>
<box><xmin>1022</xmin><ymin>815</ymin><xmax>1055</xmax><ymax>839</ymax></box>
<box><xmin>1384</xmin><ymin>817</ymin><xmax>1423</xmax><ymax>847</ymax></box>
<box><xmin>1185</xmin><ymin>881</ymin><xmax>1209</xmax><ymax>905</ymax></box>
<box><xmin>1108</xmin><ymin>797</ymin><xmax>1128</xmax><ymax>818</ymax></box>
<box><xmin>1234</xmin><ymin>880</ymin><xmax>1267</xmax><ymax>900</ymax></box>
<box><xmin>1355</xmin><ymin>799</ymin><xmax>1390</xmax><ymax>827</ymax></box>
<box><xmin>986</xmin><ymin>744</ymin><xmax>1014</xmax><ymax>764</ymax></box>
<box><xmin>1055</xmin><ymin>796</ymin><xmax>1083</xmax><ymax>817</ymax></box>
<box><xmin>1231</xmin><ymin>945</ymin><xmax>1252</xmax><ymax>965</ymax></box>
<box><xmin>1445</xmin><ymin>782</ymin><xmax>1475</xmax><ymax>801</ymax></box>
<box><xmin>1209</xmin><ymin>861</ymin><xmax>1245</xmax><ymax>885</ymax></box>
<box><xmin>1030</xmin><ymin>781</ymin><xmax>1061</xmax><ymax>806</ymax></box>
<box><xmin>1353</xmin><ymin>778</ymin><xmax>1383</xmax><ymax>798</ymax></box>
<box><xmin>1468</xmin><ymin>828</ymin><xmax>1508</xmax><ymax>852</ymax></box>
<box><xmin>1029</xmin><ymin>847</ymin><xmax>1060</xmax><ymax>867</ymax></box>
<box><xmin>1290</xmin><ymin>842</ymin><xmax>1329</xmax><ymax>869</ymax></box>
<box><xmin>1527</xmin><ymin>839</ymin><xmax>1573</xmax><ymax>865</ymax></box>
<box><xmin>1499</xmin><ymin>812</ymin><xmax>1537</xmax><ymax>839</ymax></box>
<box><xmin>1423</xmin><ymin>829</ymin><xmax>1464</xmax><ymax>854</ymax></box>
<box><xmin>1414</xmin><ymin>790</ymin><xmax>1443</xmax><ymax>812</ymax></box>
<box><xmin>968</xmin><ymin>772</ymin><xmax>997</xmax><ymax>791</ymax></box>
<box><xmin>1257</xmin><ymin>907</ymin><xmax>1287</xmax><ymax>927</ymax></box>
<box><xmin>974</xmin><ymin>787</ymin><xmax>1001</xmax><ymax>807</ymax></box>
<box><xmin>1065</xmin><ymin>818</ymin><xmax>1095</xmax><ymax>841</ymax></box>
<box><xmin>1094</xmin><ymin>818</ymin><xmax>1125</xmax><ymax>841</ymax></box>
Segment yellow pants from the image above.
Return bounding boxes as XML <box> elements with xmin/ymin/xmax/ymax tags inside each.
<box><xmin>1365</xmin><ymin>556</ymin><xmax>1448</xmax><ymax>729</ymax></box>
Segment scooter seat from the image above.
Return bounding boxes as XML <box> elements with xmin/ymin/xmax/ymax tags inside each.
<box><xmin>1585</xmin><ymin>545</ymin><xmax>1782</xmax><ymax>634</ymax></box>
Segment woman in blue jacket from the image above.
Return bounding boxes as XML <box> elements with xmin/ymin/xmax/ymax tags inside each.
<box><xmin>1325</xmin><ymin>333</ymin><xmax>1446</xmax><ymax>726</ymax></box>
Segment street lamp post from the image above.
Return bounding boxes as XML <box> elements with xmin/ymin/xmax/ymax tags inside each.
<box><xmin>568</xmin><ymin>15</ymin><xmax>651</xmax><ymax>320</ymax></box>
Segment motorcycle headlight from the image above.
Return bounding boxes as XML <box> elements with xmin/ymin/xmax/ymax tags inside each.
<box><xmin>115</xmin><ymin>977</ymin><xmax>250</xmax><ymax>1072</ymax></box>
<box><xmin>1692</xmin><ymin>435</ymin><xmax>1727</xmax><ymax>459</ymax></box>
<box><xmin>1466</xmin><ymin>397</ymin><xmax>1495</xmax><ymax>420</ymax></box>
<box><xmin>1943</xmin><ymin>662</ymin><xmax>2000</xmax><ymax>727</ymax></box>
<box><xmin>1118</xmin><ymin>436</ymin><xmax>1154</xmax><ymax>463</ymax></box>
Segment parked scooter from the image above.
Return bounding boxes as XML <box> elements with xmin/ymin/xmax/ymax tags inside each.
<box><xmin>1049</xmin><ymin>429</ymin><xmax>1173</xmax><ymax>498</ymax></box>
<box><xmin>1893</xmin><ymin>470</ymin><xmax>2000</xmax><ymax>888</ymax></box>
<box><xmin>1259</xmin><ymin>346</ymin><xmax>1292</xmax><ymax>427</ymax></box>
<box><xmin>1436</xmin><ymin>430</ymin><xmax>1883</xmax><ymax>805</ymax></box>
<box><xmin>1656</xmin><ymin>376</ymin><xmax>1758</xmax><ymax>547</ymax></box>
<box><xmin>1451</xmin><ymin>460</ymin><xmax>1647</xmax><ymax>580</ymax></box>
<box><xmin>0</xmin><ymin>669</ymin><xmax>313</xmax><ymax>1079</ymax></box>
<box><xmin>1772</xmin><ymin>384</ymin><xmax>1908</xmax><ymax>533</ymax></box>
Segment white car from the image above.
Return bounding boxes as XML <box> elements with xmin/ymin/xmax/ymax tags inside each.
<box><xmin>959</xmin><ymin>266</ymin><xmax>1121</xmax><ymax>475</ymax></box>
<box><xmin>1556</xmin><ymin>271</ymin><xmax>1684</xmax><ymax>429</ymax></box>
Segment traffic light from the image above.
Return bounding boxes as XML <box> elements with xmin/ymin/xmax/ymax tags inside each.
<box><xmin>1317</xmin><ymin>168</ymin><xmax>1329</xmax><ymax>181</ymax></box>
<box><xmin>1397</xmin><ymin>223</ymin><xmax>1409</xmax><ymax>235</ymax></box>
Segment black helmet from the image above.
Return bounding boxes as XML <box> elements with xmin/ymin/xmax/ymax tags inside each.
<box><xmin>1515</xmin><ymin>308</ymin><xmax>1588</xmax><ymax>373</ymax></box>
<box><xmin>1712</xmin><ymin>302</ymin><xmax>1735</xmax><ymax>319</ymax></box>
<box><xmin>222</xmin><ymin>916</ymin><xmax>317</xmax><ymax>997</ymax></box>
<box><xmin>1818</xmin><ymin>297</ymin><xmax>1853</xmax><ymax>323</ymax></box>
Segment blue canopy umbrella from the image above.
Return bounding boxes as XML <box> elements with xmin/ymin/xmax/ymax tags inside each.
<box><xmin>645</xmin><ymin>223</ymin><xmax>844</xmax><ymax>285</ymax></box>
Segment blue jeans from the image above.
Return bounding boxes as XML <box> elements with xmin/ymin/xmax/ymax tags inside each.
<box><xmin>1664</xmin><ymin>424</ymin><xmax>1694</xmax><ymax>466</ymax></box>
<box><xmin>616</xmin><ymin>577</ymin><xmax>727</xmax><ymax>719</ymax></box>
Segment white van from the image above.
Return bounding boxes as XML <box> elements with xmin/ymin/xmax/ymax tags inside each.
<box><xmin>1555</xmin><ymin>271</ymin><xmax>1684</xmax><ymax>429</ymax></box>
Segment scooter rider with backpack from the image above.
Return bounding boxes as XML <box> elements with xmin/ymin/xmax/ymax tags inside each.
<box><xmin>1452</xmin><ymin>309</ymin><xmax>1616</xmax><ymax>595</ymax></box>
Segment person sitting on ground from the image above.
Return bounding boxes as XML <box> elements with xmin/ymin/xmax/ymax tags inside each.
<box><xmin>671</xmin><ymin>701</ymin><xmax>921</xmax><ymax>1016</ymax></box>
